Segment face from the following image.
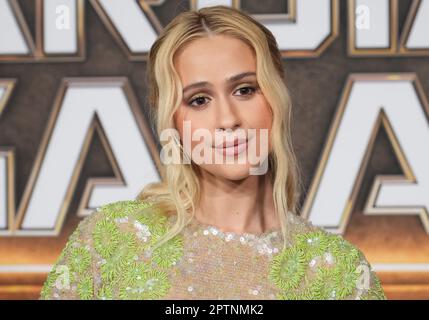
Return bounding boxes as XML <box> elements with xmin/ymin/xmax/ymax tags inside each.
<box><xmin>172</xmin><ymin>34</ymin><xmax>273</xmax><ymax>180</ymax></box>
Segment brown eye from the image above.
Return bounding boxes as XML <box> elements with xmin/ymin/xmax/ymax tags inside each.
<box><xmin>234</xmin><ymin>86</ymin><xmax>256</xmax><ymax>96</ymax></box>
<box><xmin>188</xmin><ymin>96</ymin><xmax>210</xmax><ymax>108</ymax></box>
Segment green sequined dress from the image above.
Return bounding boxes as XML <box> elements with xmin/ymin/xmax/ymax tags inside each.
<box><xmin>40</xmin><ymin>200</ymin><xmax>386</xmax><ymax>300</ymax></box>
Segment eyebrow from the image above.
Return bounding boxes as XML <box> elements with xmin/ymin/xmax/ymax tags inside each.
<box><xmin>182</xmin><ymin>71</ymin><xmax>256</xmax><ymax>94</ymax></box>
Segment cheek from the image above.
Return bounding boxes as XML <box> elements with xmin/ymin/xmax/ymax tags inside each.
<box><xmin>173</xmin><ymin>108</ymin><xmax>211</xmax><ymax>154</ymax></box>
<box><xmin>260</xmin><ymin>108</ymin><xmax>273</xmax><ymax>129</ymax></box>
<box><xmin>248</xmin><ymin>101</ymin><xmax>273</xmax><ymax>154</ymax></box>
<box><xmin>174</xmin><ymin>107</ymin><xmax>196</xmax><ymax>142</ymax></box>
<box><xmin>246</xmin><ymin>99</ymin><xmax>273</xmax><ymax>130</ymax></box>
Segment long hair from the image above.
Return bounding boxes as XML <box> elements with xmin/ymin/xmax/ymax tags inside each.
<box><xmin>137</xmin><ymin>5</ymin><xmax>302</xmax><ymax>251</ymax></box>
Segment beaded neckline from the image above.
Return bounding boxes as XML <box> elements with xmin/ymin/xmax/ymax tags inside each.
<box><xmin>189</xmin><ymin>217</ymin><xmax>282</xmax><ymax>256</ymax></box>
<box><xmin>192</xmin><ymin>218</ymin><xmax>281</xmax><ymax>238</ymax></box>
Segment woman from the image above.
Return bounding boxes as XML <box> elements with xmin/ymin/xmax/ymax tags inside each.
<box><xmin>40</xmin><ymin>5</ymin><xmax>386</xmax><ymax>300</ymax></box>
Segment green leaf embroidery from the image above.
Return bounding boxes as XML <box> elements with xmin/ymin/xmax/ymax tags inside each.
<box><xmin>269</xmin><ymin>246</ymin><xmax>306</xmax><ymax>291</ymax></box>
<box><xmin>295</xmin><ymin>230</ymin><xmax>330</xmax><ymax>261</ymax></box>
<box><xmin>92</xmin><ymin>218</ymin><xmax>120</xmax><ymax>259</ymax></box>
<box><xmin>100</xmin><ymin>200</ymin><xmax>153</xmax><ymax>219</ymax></box>
<box><xmin>100</xmin><ymin>232</ymin><xmax>139</xmax><ymax>282</ymax></box>
<box><xmin>269</xmin><ymin>226</ymin><xmax>381</xmax><ymax>300</ymax></box>
<box><xmin>277</xmin><ymin>291</ymin><xmax>300</xmax><ymax>300</ymax></box>
<box><xmin>122</xmin><ymin>262</ymin><xmax>152</xmax><ymax>285</ymax></box>
<box><xmin>151</xmin><ymin>234</ymin><xmax>184</xmax><ymax>268</ymax></box>
<box><xmin>118</xmin><ymin>268</ymin><xmax>170</xmax><ymax>300</ymax></box>
<box><xmin>135</xmin><ymin>208</ymin><xmax>168</xmax><ymax>237</ymax></box>
<box><xmin>97</xmin><ymin>284</ymin><xmax>114</xmax><ymax>300</ymax></box>
<box><xmin>309</xmin><ymin>267</ymin><xmax>338</xmax><ymax>300</ymax></box>
<box><xmin>333</xmin><ymin>263</ymin><xmax>361</xmax><ymax>299</ymax></box>
<box><xmin>40</xmin><ymin>270</ymin><xmax>57</xmax><ymax>299</ymax></box>
<box><xmin>69</xmin><ymin>246</ymin><xmax>91</xmax><ymax>274</ymax></box>
<box><xmin>329</xmin><ymin>236</ymin><xmax>361</xmax><ymax>265</ymax></box>
<box><xmin>77</xmin><ymin>275</ymin><xmax>94</xmax><ymax>300</ymax></box>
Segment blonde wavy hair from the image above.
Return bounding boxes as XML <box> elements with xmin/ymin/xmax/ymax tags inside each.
<box><xmin>137</xmin><ymin>5</ymin><xmax>302</xmax><ymax>251</ymax></box>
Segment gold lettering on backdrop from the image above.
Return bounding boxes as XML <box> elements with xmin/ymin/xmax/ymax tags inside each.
<box><xmin>191</xmin><ymin>0</ymin><xmax>297</xmax><ymax>22</ymax></box>
<box><xmin>1</xmin><ymin>0</ymin><xmax>343</xmax><ymax>62</ymax></box>
<box><xmin>2</xmin><ymin>1</ymin><xmax>429</xmax><ymax>61</ymax></box>
<box><xmin>192</xmin><ymin>0</ymin><xmax>339</xmax><ymax>58</ymax></box>
<box><xmin>0</xmin><ymin>79</ymin><xmax>16</xmax><ymax>236</ymax></box>
<box><xmin>5</xmin><ymin>78</ymin><xmax>161</xmax><ymax>236</ymax></box>
<box><xmin>0</xmin><ymin>0</ymin><xmax>36</xmax><ymax>61</ymax></box>
<box><xmin>89</xmin><ymin>0</ymin><xmax>163</xmax><ymax>61</ymax></box>
<box><xmin>0</xmin><ymin>0</ymin><xmax>84</xmax><ymax>62</ymax></box>
<box><xmin>348</xmin><ymin>0</ymin><xmax>429</xmax><ymax>56</ymax></box>
<box><xmin>398</xmin><ymin>0</ymin><xmax>429</xmax><ymax>56</ymax></box>
<box><xmin>35</xmin><ymin>0</ymin><xmax>86</xmax><ymax>61</ymax></box>
<box><xmin>302</xmin><ymin>74</ymin><xmax>429</xmax><ymax>240</ymax></box>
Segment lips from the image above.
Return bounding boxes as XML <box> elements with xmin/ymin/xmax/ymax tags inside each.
<box><xmin>215</xmin><ymin>137</ymin><xmax>248</xmax><ymax>149</ymax></box>
<box><xmin>214</xmin><ymin>137</ymin><xmax>249</xmax><ymax>156</ymax></box>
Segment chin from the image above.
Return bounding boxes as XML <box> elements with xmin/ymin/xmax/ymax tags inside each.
<box><xmin>205</xmin><ymin>163</ymin><xmax>254</xmax><ymax>181</ymax></box>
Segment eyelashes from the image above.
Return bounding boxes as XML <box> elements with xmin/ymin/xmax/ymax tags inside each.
<box><xmin>186</xmin><ymin>85</ymin><xmax>259</xmax><ymax>108</ymax></box>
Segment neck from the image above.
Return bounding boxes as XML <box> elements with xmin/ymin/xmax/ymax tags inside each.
<box><xmin>193</xmin><ymin>170</ymin><xmax>279</xmax><ymax>235</ymax></box>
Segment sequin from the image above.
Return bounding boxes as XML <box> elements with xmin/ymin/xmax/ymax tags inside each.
<box><xmin>324</xmin><ymin>251</ymin><xmax>334</xmax><ymax>265</ymax></box>
<box><xmin>40</xmin><ymin>200</ymin><xmax>386</xmax><ymax>300</ymax></box>
<box><xmin>193</xmin><ymin>222</ymin><xmax>280</xmax><ymax>256</ymax></box>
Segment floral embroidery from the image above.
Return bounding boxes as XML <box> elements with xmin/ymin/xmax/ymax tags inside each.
<box><xmin>77</xmin><ymin>275</ymin><xmax>94</xmax><ymax>300</ymax></box>
<box><xmin>122</xmin><ymin>262</ymin><xmax>152</xmax><ymax>284</ymax></box>
<box><xmin>329</xmin><ymin>235</ymin><xmax>362</xmax><ymax>265</ymax></box>
<box><xmin>100</xmin><ymin>200</ymin><xmax>149</xmax><ymax>219</ymax></box>
<box><xmin>41</xmin><ymin>199</ymin><xmax>182</xmax><ymax>299</ymax></box>
<box><xmin>333</xmin><ymin>262</ymin><xmax>361</xmax><ymax>299</ymax></box>
<box><xmin>100</xmin><ymin>232</ymin><xmax>139</xmax><ymax>282</ymax></box>
<box><xmin>97</xmin><ymin>284</ymin><xmax>114</xmax><ymax>300</ymax></box>
<box><xmin>309</xmin><ymin>267</ymin><xmax>338</xmax><ymax>299</ymax></box>
<box><xmin>69</xmin><ymin>246</ymin><xmax>91</xmax><ymax>274</ymax></box>
<box><xmin>135</xmin><ymin>207</ymin><xmax>168</xmax><ymax>238</ymax></box>
<box><xmin>92</xmin><ymin>218</ymin><xmax>120</xmax><ymax>259</ymax></box>
<box><xmin>277</xmin><ymin>291</ymin><xmax>300</xmax><ymax>300</ymax></box>
<box><xmin>40</xmin><ymin>199</ymin><xmax>386</xmax><ymax>300</ymax></box>
<box><xmin>269</xmin><ymin>227</ymin><xmax>385</xmax><ymax>300</ymax></box>
<box><xmin>40</xmin><ymin>242</ymin><xmax>86</xmax><ymax>299</ymax></box>
<box><xmin>122</xmin><ymin>200</ymin><xmax>155</xmax><ymax>217</ymax></box>
<box><xmin>269</xmin><ymin>246</ymin><xmax>306</xmax><ymax>291</ymax></box>
<box><xmin>295</xmin><ymin>230</ymin><xmax>330</xmax><ymax>261</ymax></box>
<box><xmin>40</xmin><ymin>270</ymin><xmax>57</xmax><ymax>299</ymax></box>
<box><xmin>152</xmin><ymin>233</ymin><xmax>184</xmax><ymax>268</ymax></box>
<box><xmin>119</xmin><ymin>268</ymin><xmax>170</xmax><ymax>300</ymax></box>
<box><xmin>90</xmin><ymin>200</ymin><xmax>178</xmax><ymax>299</ymax></box>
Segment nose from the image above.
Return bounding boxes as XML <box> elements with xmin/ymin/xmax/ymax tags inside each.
<box><xmin>215</xmin><ymin>95</ymin><xmax>241</xmax><ymax>132</ymax></box>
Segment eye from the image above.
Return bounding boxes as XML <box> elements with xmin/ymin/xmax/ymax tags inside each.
<box><xmin>187</xmin><ymin>95</ymin><xmax>210</xmax><ymax>108</ymax></box>
<box><xmin>234</xmin><ymin>86</ymin><xmax>257</xmax><ymax>96</ymax></box>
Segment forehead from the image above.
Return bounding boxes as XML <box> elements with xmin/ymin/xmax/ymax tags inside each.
<box><xmin>173</xmin><ymin>35</ymin><xmax>256</xmax><ymax>84</ymax></box>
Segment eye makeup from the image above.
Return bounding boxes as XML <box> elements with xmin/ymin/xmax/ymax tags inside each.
<box><xmin>185</xmin><ymin>82</ymin><xmax>260</xmax><ymax>108</ymax></box>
